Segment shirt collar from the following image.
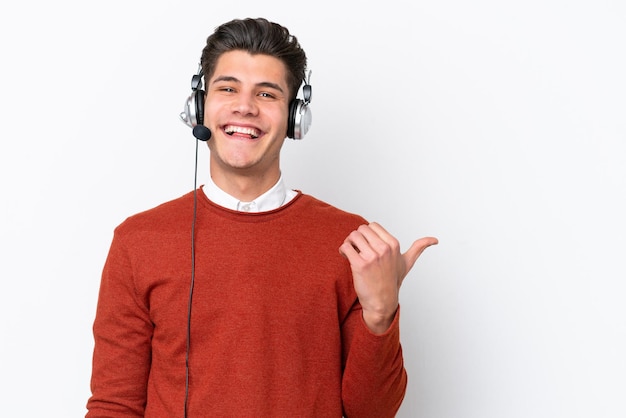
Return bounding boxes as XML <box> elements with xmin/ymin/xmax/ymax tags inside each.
<box><xmin>203</xmin><ymin>174</ymin><xmax>296</xmax><ymax>212</ymax></box>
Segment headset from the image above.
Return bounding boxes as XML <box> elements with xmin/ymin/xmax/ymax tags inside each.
<box><xmin>179</xmin><ymin>62</ymin><xmax>312</xmax><ymax>417</ymax></box>
<box><xmin>179</xmin><ymin>64</ymin><xmax>313</xmax><ymax>140</ymax></box>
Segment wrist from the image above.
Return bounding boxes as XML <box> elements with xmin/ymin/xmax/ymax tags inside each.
<box><xmin>361</xmin><ymin>306</ymin><xmax>397</xmax><ymax>335</ymax></box>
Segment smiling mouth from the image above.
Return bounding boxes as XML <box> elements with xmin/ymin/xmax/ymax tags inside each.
<box><xmin>224</xmin><ymin>125</ymin><xmax>260</xmax><ymax>139</ymax></box>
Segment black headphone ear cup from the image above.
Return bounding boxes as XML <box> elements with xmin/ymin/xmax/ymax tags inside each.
<box><xmin>194</xmin><ymin>89</ymin><xmax>205</xmax><ymax>126</ymax></box>
<box><xmin>287</xmin><ymin>99</ymin><xmax>299</xmax><ymax>139</ymax></box>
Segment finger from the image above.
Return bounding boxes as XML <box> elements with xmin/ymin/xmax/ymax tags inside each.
<box><xmin>401</xmin><ymin>236</ymin><xmax>439</xmax><ymax>280</ymax></box>
<box><xmin>366</xmin><ymin>222</ymin><xmax>394</xmax><ymax>245</ymax></box>
<box><xmin>343</xmin><ymin>228</ymin><xmax>377</xmax><ymax>257</ymax></box>
<box><xmin>338</xmin><ymin>241</ymin><xmax>357</xmax><ymax>258</ymax></box>
<box><xmin>358</xmin><ymin>223</ymin><xmax>400</xmax><ymax>255</ymax></box>
<box><xmin>339</xmin><ymin>231</ymin><xmax>369</xmax><ymax>260</ymax></box>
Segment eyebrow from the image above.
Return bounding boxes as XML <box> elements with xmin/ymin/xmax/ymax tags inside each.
<box><xmin>212</xmin><ymin>75</ymin><xmax>284</xmax><ymax>94</ymax></box>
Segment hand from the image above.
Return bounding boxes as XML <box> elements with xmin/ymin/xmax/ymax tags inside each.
<box><xmin>339</xmin><ymin>222</ymin><xmax>438</xmax><ymax>334</ymax></box>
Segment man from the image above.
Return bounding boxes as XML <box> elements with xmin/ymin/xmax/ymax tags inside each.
<box><xmin>86</xmin><ymin>17</ymin><xmax>437</xmax><ymax>417</ymax></box>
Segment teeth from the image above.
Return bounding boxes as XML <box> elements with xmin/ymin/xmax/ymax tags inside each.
<box><xmin>225</xmin><ymin>125</ymin><xmax>259</xmax><ymax>138</ymax></box>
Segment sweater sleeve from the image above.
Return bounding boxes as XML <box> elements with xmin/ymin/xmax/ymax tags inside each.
<box><xmin>341</xmin><ymin>301</ymin><xmax>407</xmax><ymax>418</ymax></box>
<box><xmin>86</xmin><ymin>229</ymin><xmax>153</xmax><ymax>417</ymax></box>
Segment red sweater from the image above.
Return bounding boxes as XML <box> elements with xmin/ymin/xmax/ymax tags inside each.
<box><xmin>87</xmin><ymin>189</ymin><xmax>407</xmax><ymax>417</ymax></box>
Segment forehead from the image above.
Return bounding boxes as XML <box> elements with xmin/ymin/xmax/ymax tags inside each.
<box><xmin>210</xmin><ymin>50</ymin><xmax>289</xmax><ymax>89</ymax></box>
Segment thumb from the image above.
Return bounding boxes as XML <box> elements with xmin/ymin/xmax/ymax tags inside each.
<box><xmin>401</xmin><ymin>236</ymin><xmax>439</xmax><ymax>281</ymax></box>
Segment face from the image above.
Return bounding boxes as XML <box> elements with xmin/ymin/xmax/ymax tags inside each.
<box><xmin>203</xmin><ymin>50</ymin><xmax>290</xmax><ymax>181</ymax></box>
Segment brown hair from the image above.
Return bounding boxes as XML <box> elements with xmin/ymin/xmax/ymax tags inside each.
<box><xmin>201</xmin><ymin>18</ymin><xmax>307</xmax><ymax>100</ymax></box>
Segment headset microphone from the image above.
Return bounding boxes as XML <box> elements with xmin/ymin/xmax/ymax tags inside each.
<box><xmin>181</xmin><ymin>64</ymin><xmax>211</xmax><ymax>418</ymax></box>
<box><xmin>180</xmin><ymin>63</ymin><xmax>311</xmax><ymax>417</ymax></box>
<box><xmin>192</xmin><ymin>125</ymin><xmax>212</xmax><ymax>141</ymax></box>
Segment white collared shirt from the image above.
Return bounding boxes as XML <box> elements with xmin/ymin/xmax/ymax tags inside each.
<box><xmin>202</xmin><ymin>174</ymin><xmax>298</xmax><ymax>212</ymax></box>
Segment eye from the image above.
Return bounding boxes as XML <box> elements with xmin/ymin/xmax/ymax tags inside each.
<box><xmin>258</xmin><ymin>92</ymin><xmax>275</xmax><ymax>99</ymax></box>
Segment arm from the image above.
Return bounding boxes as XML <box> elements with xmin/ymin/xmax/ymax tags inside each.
<box><xmin>339</xmin><ymin>222</ymin><xmax>438</xmax><ymax>417</ymax></box>
<box><xmin>341</xmin><ymin>300</ymin><xmax>407</xmax><ymax>418</ymax></box>
<box><xmin>86</xmin><ymin>231</ymin><xmax>153</xmax><ymax>418</ymax></box>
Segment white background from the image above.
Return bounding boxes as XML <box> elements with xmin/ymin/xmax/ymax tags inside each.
<box><xmin>1</xmin><ymin>1</ymin><xmax>625</xmax><ymax>417</ymax></box>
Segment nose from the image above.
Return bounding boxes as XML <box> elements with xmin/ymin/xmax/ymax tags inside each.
<box><xmin>232</xmin><ymin>92</ymin><xmax>258</xmax><ymax>116</ymax></box>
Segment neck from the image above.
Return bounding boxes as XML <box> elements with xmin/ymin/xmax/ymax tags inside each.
<box><xmin>209</xmin><ymin>167</ymin><xmax>281</xmax><ymax>202</ymax></box>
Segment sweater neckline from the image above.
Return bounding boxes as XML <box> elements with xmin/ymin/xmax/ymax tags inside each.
<box><xmin>196</xmin><ymin>186</ymin><xmax>304</xmax><ymax>221</ymax></box>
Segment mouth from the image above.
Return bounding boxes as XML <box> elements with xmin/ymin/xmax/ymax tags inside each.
<box><xmin>224</xmin><ymin>125</ymin><xmax>260</xmax><ymax>139</ymax></box>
